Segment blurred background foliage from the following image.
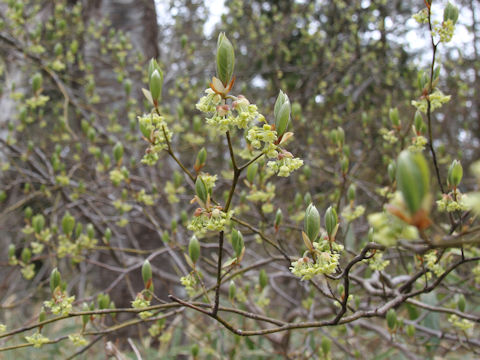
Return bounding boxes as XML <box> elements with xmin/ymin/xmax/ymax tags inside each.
<box><xmin>1</xmin><ymin>0</ymin><xmax>480</xmax><ymax>358</ymax></box>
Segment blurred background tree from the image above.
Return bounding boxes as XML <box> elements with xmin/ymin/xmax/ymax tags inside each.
<box><xmin>1</xmin><ymin>0</ymin><xmax>479</xmax><ymax>358</ymax></box>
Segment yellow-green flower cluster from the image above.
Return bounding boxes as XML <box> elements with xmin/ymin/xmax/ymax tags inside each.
<box><xmin>44</xmin><ymin>291</ymin><xmax>75</xmax><ymax>315</ymax></box>
<box><xmin>164</xmin><ymin>181</ymin><xmax>185</xmax><ymax>204</ymax></box>
<box><xmin>267</xmin><ymin>157</ymin><xmax>303</xmax><ymax>177</ymax></box>
<box><xmin>408</xmin><ymin>135</ymin><xmax>428</xmax><ymax>152</ymax></box>
<box><xmin>412</xmin><ymin>89</ymin><xmax>451</xmax><ymax>113</ymax></box>
<box><xmin>68</xmin><ymin>334</ymin><xmax>88</xmax><ymax>347</ymax></box>
<box><xmin>290</xmin><ymin>240</ymin><xmax>343</xmax><ymax>280</ymax></box>
<box><xmin>109</xmin><ymin>167</ymin><xmax>127</xmax><ymax>186</ymax></box>
<box><xmin>198</xmin><ymin>173</ymin><xmax>217</xmax><ymax>190</ymax></box>
<box><xmin>196</xmin><ymin>88</ymin><xmax>222</xmax><ymax>113</ymax></box>
<box><xmin>139</xmin><ymin>113</ymin><xmax>173</xmax><ymax>166</ymax></box>
<box><xmin>21</xmin><ymin>264</ymin><xmax>35</xmax><ymax>280</ymax></box>
<box><xmin>231</xmin><ymin>96</ymin><xmax>264</xmax><ymax>129</ymax></box>
<box><xmin>25</xmin><ymin>95</ymin><xmax>50</xmax><ymax>109</ymax></box>
<box><xmin>25</xmin><ymin>333</ymin><xmax>50</xmax><ymax>348</ymax></box>
<box><xmin>188</xmin><ymin>208</ymin><xmax>233</xmax><ymax>235</ymax></box>
<box><xmin>437</xmin><ymin>192</ymin><xmax>468</xmax><ymax>212</ymax></box>
<box><xmin>379</xmin><ymin>128</ymin><xmax>398</xmax><ymax>144</ymax></box>
<box><xmin>180</xmin><ymin>273</ymin><xmax>197</xmax><ymax>297</ymax></box>
<box><xmin>0</xmin><ymin>323</ymin><xmax>6</xmax><ymax>334</ymax></box>
<box><xmin>435</xmin><ymin>19</ymin><xmax>455</xmax><ymax>43</ymax></box>
<box><xmin>368</xmin><ymin>210</ymin><xmax>419</xmax><ymax>247</ymax></box>
<box><xmin>246</xmin><ymin>124</ymin><xmax>278</xmax><ymax>158</ymax></box>
<box><xmin>413</xmin><ymin>8</ymin><xmax>429</xmax><ymax>24</ymax></box>
<box><xmin>365</xmin><ymin>252</ymin><xmax>390</xmax><ymax>271</ymax></box>
<box><xmin>246</xmin><ymin>183</ymin><xmax>275</xmax><ymax>202</ymax></box>
<box><xmin>448</xmin><ymin>314</ymin><xmax>474</xmax><ymax>332</ymax></box>
<box><xmin>341</xmin><ymin>205</ymin><xmax>365</xmax><ymax>222</ymax></box>
<box><xmin>424</xmin><ymin>251</ymin><xmax>444</xmax><ymax>277</ymax></box>
<box><xmin>131</xmin><ymin>294</ymin><xmax>153</xmax><ymax>319</ymax></box>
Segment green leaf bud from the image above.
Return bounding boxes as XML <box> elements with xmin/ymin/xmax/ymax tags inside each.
<box><xmin>62</xmin><ymin>211</ymin><xmax>75</xmax><ymax>236</ymax></box>
<box><xmin>246</xmin><ymin>163</ymin><xmax>258</xmax><ymax>184</ymax></box>
<box><xmin>417</xmin><ymin>70</ymin><xmax>429</xmax><ymax>92</ymax></box>
<box><xmin>396</xmin><ymin>150</ymin><xmax>430</xmax><ymax>214</ymax></box>
<box><xmin>86</xmin><ymin>223</ymin><xmax>95</xmax><ymax>239</ymax></box>
<box><xmin>229</xmin><ymin>280</ymin><xmax>236</xmax><ymax>300</ymax></box>
<box><xmin>147</xmin><ymin>58</ymin><xmax>161</xmax><ymax>79</ymax></box>
<box><xmin>447</xmin><ymin>160</ymin><xmax>463</xmax><ymax>188</ymax></box>
<box><xmin>274</xmin><ymin>91</ymin><xmax>290</xmax><ymax>138</ymax></box>
<box><xmin>113</xmin><ymin>142</ymin><xmax>124</xmax><ymax>164</ymax></box>
<box><xmin>336</xmin><ymin>127</ymin><xmax>345</xmax><ymax>146</ymax></box>
<box><xmin>75</xmin><ymin>222</ymin><xmax>83</xmax><ymax>238</ymax></box>
<box><xmin>123</xmin><ymin>79</ymin><xmax>132</xmax><ymax>95</ymax></box>
<box><xmin>216</xmin><ymin>33</ymin><xmax>235</xmax><ymax>86</ymax></box>
<box><xmin>274</xmin><ymin>208</ymin><xmax>283</xmax><ymax>228</ymax></box>
<box><xmin>414</xmin><ymin>111</ymin><xmax>424</xmax><ymax>134</ymax></box>
<box><xmin>304</xmin><ymin>192</ymin><xmax>312</xmax><ymax>206</ymax></box>
<box><xmin>142</xmin><ymin>260</ymin><xmax>152</xmax><ymax>288</ymax></box>
<box><xmin>32</xmin><ymin>214</ymin><xmax>45</xmax><ymax>234</ymax></box>
<box><xmin>82</xmin><ymin>303</ymin><xmax>89</xmax><ymax>326</ymax></box>
<box><xmin>8</xmin><ymin>244</ymin><xmax>15</xmax><ymax>258</ymax></box>
<box><xmin>194</xmin><ymin>147</ymin><xmax>207</xmax><ymax>171</ymax></box>
<box><xmin>321</xmin><ymin>336</ymin><xmax>331</xmax><ymax>356</ymax></box>
<box><xmin>173</xmin><ymin>171</ymin><xmax>183</xmax><ymax>188</ymax></box>
<box><xmin>149</xmin><ymin>69</ymin><xmax>163</xmax><ymax>103</ymax></box>
<box><xmin>24</xmin><ymin>206</ymin><xmax>33</xmax><ymax>219</ymax></box>
<box><xmin>171</xmin><ymin>219</ymin><xmax>177</xmax><ymax>232</ymax></box>
<box><xmin>457</xmin><ymin>294</ymin><xmax>466</xmax><ymax>312</ymax></box>
<box><xmin>32</xmin><ymin>72</ymin><xmax>43</xmax><ymax>94</ymax></box>
<box><xmin>405</xmin><ymin>303</ymin><xmax>420</xmax><ymax>320</ymax></box>
<box><xmin>39</xmin><ymin>307</ymin><xmax>46</xmax><ymax>323</ymax></box>
<box><xmin>180</xmin><ymin>210</ymin><xmax>188</xmax><ymax>225</ymax></box>
<box><xmin>195</xmin><ymin>178</ymin><xmax>208</xmax><ymax>204</ymax></box>
<box><xmin>341</xmin><ymin>157</ymin><xmax>349</xmax><ymax>175</ymax></box>
<box><xmin>162</xmin><ymin>231</ymin><xmax>170</xmax><ymax>243</ymax></box>
<box><xmin>347</xmin><ymin>184</ymin><xmax>356</xmax><ymax>202</ymax></box>
<box><xmin>388</xmin><ymin>161</ymin><xmax>396</xmax><ymax>183</ymax></box>
<box><xmin>50</xmin><ymin>268</ymin><xmax>61</xmax><ymax>293</ymax></box>
<box><xmin>274</xmin><ymin>90</ymin><xmax>288</xmax><ymax>119</ymax></box>
<box><xmin>291</xmin><ymin>101</ymin><xmax>302</xmax><ymax>120</ymax></box>
<box><xmin>368</xmin><ymin>227</ymin><xmax>374</xmax><ymax>242</ymax></box>
<box><xmin>304</xmin><ymin>203</ymin><xmax>320</xmax><ymax>242</ymax></box>
<box><xmin>294</xmin><ymin>193</ymin><xmax>303</xmax><ymax>208</ymax></box>
<box><xmin>231</xmin><ymin>229</ymin><xmax>244</xmax><ymax>257</ymax></box>
<box><xmin>54</xmin><ymin>43</ymin><xmax>63</xmax><ymax>57</ymax></box>
<box><xmin>259</xmin><ymin>269</ymin><xmax>268</xmax><ymax>289</ymax></box>
<box><xmin>444</xmin><ymin>2</ymin><xmax>459</xmax><ymax>24</ymax></box>
<box><xmin>188</xmin><ymin>235</ymin><xmax>201</xmax><ymax>264</ymax></box>
<box><xmin>303</xmin><ymin>164</ymin><xmax>311</xmax><ymax>179</ymax></box>
<box><xmin>389</xmin><ymin>108</ymin><xmax>400</xmax><ymax>127</ymax></box>
<box><xmin>191</xmin><ymin>343</ymin><xmax>199</xmax><ymax>357</ymax></box>
<box><xmin>104</xmin><ymin>228</ymin><xmax>112</xmax><ymax>243</ymax></box>
<box><xmin>406</xmin><ymin>324</ymin><xmax>415</xmax><ymax>337</ymax></box>
<box><xmin>325</xmin><ymin>206</ymin><xmax>338</xmax><ymax>239</ymax></box>
<box><xmin>21</xmin><ymin>247</ymin><xmax>31</xmax><ymax>264</ymax></box>
<box><xmin>386</xmin><ymin>308</ymin><xmax>397</xmax><ymax>330</ymax></box>
<box><xmin>97</xmin><ymin>293</ymin><xmax>110</xmax><ymax>309</ymax></box>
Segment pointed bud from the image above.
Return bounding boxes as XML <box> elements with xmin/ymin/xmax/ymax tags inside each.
<box><xmin>259</xmin><ymin>269</ymin><xmax>268</xmax><ymax>289</ymax></box>
<box><xmin>62</xmin><ymin>211</ymin><xmax>75</xmax><ymax>236</ymax></box>
<box><xmin>194</xmin><ymin>147</ymin><xmax>207</xmax><ymax>171</ymax></box>
<box><xmin>457</xmin><ymin>294</ymin><xmax>466</xmax><ymax>312</ymax></box>
<box><xmin>50</xmin><ymin>268</ymin><xmax>61</xmax><ymax>293</ymax></box>
<box><xmin>414</xmin><ymin>111</ymin><xmax>424</xmax><ymax>133</ymax></box>
<box><xmin>149</xmin><ymin>69</ymin><xmax>163</xmax><ymax>103</ymax></box>
<box><xmin>246</xmin><ymin>163</ymin><xmax>258</xmax><ymax>184</ymax></box>
<box><xmin>86</xmin><ymin>224</ymin><xmax>95</xmax><ymax>239</ymax></box>
<box><xmin>325</xmin><ymin>206</ymin><xmax>338</xmax><ymax>240</ymax></box>
<box><xmin>195</xmin><ymin>178</ymin><xmax>208</xmax><ymax>204</ymax></box>
<box><xmin>21</xmin><ymin>247</ymin><xmax>31</xmax><ymax>264</ymax></box>
<box><xmin>39</xmin><ymin>307</ymin><xmax>46</xmax><ymax>323</ymax></box>
<box><xmin>113</xmin><ymin>142</ymin><xmax>124</xmax><ymax>164</ymax></box>
<box><xmin>142</xmin><ymin>260</ymin><xmax>152</xmax><ymax>288</ymax></box>
<box><xmin>274</xmin><ymin>208</ymin><xmax>283</xmax><ymax>229</ymax></box>
<box><xmin>188</xmin><ymin>235</ymin><xmax>200</xmax><ymax>264</ymax></box>
<box><xmin>191</xmin><ymin>344</ymin><xmax>199</xmax><ymax>357</ymax></box>
<box><xmin>396</xmin><ymin>150</ymin><xmax>430</xmax><ymax>214</ymax></box>
<box><xmin>304</xmin><ymin>204</ymin><xmax>320</xmax><ymax>242</ymax></box>
<box><xmin>321</xmin><ymin>336</ymin><xmax>331</xmax><ymax>356</ymax></box>
<box><xmin>447</xmin><ymin>160</ymin><xmax>463</xmax><ymax>188</ymax></box>
<box><xmin>389</xmin><ymin>108</ymin><xmax>400</xmax><ymax>127</ymax></box>
<box><xmin>388</xmin><ymin>161</ymin><xmax>396</xmax><ymax>183</ymax></box>
<box><xmin>228</xmin><ymin>280</ymin><xmax>236</xmax><ymax>300</ymax></box>
<box><xmin>32</xmin><ymin>72</ymin><xmax>43</xmax><ymax>94</ymax></box>
<box><xmin>274</xmin><ymin>91</ymin><xmax>290</xmax><ymax>138</ymax></box>
<box><xmin>406</xmin><ymin>324</ymin><xmax>415</xmax><ymax>337</ymax></box>
<box><xmin>32</xmin><ymin>214</ymin><xmax>45</xmax><ymax>234</ymax></box>
<box><xmin>24</xmin><ymin>206</ymin><xmax>33</xmax><ymax>219</ymax></box>
<box><xmin>216</xmin><ymin>33</ymin><xmax>235</xmax><ymax>87</ymax></box>
<box><xmin>386</xmin><ymin>308</ymin><xmax>397</xmax><ymax>331</ymax></box>
<box><xmin>444</xmin><ymin>2</ymin><xmax>459</xmax><ymax>24</ymax></box>
<box><xmin>8</xmin><ymin>244</ymin><xmax>15</xmax><ymax>258</ymax></box>
<box><xmin>75</xmin><ymin>222</ymin><xmax>83</xmax><ymax>238</ymax></box>
<box><xmin>231</xmin><ymin>229</ymin><xmax>244</xmax><ymax>258</ymax></box>
<box><xmin>347</xmin><ymin>184</ymin><xmax>356</xmax><ymax>202</ymax></box>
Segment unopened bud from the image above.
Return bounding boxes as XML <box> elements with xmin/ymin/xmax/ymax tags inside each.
<box><xmin>259</xmin><ymin>269</ymin><xmax>268</xmax><ymax>289</ymax></box>
<box><xmin>447</xmin><ymin>160</ymin><xmax>463</xmax><ymax>188</ymax></box>
<box><xmin>304</xmin><ymin>203</ymin><xmax>320</xmax><ymax>242</ymax></box>
<box><xmin>188</xmin><ymin>235</ymin><xmax>201</xmax><ymax>264</ymax></box>
<box><xmin>113</xmin><ymin>142</ymin><xmax>124</xmax><ymax>164</ymax></box>
<box><xmin>62</xmin><ymin>211</ymin><xmax>75</xmax><ymax>236</ymax></box>
<box><xmin>325</xmin><ymin>206</ymin><xmax>338</xmax><ymax>240</ymax></box>
<box><xmin>216</xmin><ymin>33</ymin><xmax>235</xmax><ymax>87</ymax></box>
<box><xmin>50</xmin><ymin>268</ymin><xmax>61</xmax><ymax>293</ymax></box>
<box><xmin>231</xmin><ymin>229</ymin><xmax>244</xmax><ymax>258</ymax></box>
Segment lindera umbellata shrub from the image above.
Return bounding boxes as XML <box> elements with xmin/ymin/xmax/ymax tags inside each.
<box><xmin>1</xmin><ymin>0</ymin><xmax>480</xmax><ymax>358</ymax></box>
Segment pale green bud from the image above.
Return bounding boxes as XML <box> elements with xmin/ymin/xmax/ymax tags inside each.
<box><xmin>86</xmin><ymin>224</ymin><xmax>95</xmax><ymax>239</ymax></box>
<box><xmin>444</xmin><ymin>2</ymin><xmax>459</xmax><ymax>24</ymax></box>
<box><xmin>229</xmin><ymin>280</ymin><xmax>236</xmax><ymax>300</ymax></box>
<box><xmin>325</xmin><ymin>206</ymin><xmax>338</xmax><ymax>239</ymax></box>
<box><xmin>21</xmin><ymin>247</ymin><xmax>31</xmax><ymax>264</ymax></box>
<box><xmin>142</xmin><ymin>260</ymin><xmax>152</xmax><ymax>288</ymax></box>
<box><xmin>389</xmin><ymin>108</ymin><xmax>400</xmax><ymax>127</ymax></box>
<box><xmin>32</xmin><ymin>72</ymin><xmax>43</xmax><ymax>94</ymax></box>
<box><xmin>216</xmin><ymin>33</ymin><xmax>235</xmax><ymax>86</ymax></box>
<box><xmin>149</xmin><ymin>69</ymin><xmax>163</xmax><ymax>103</ymax></box>
<box><xmin>347</xmin><ymin>184</ymin><xmax>356</xmax><ymax>202</ymax></box>
<box><xmin>189</xmin><ymin>235</ymin><xmax>201</xmax><ymax>263</ymax></box>
<box><xmin>396</xmin><ymin>150</ymin><xmax>430</xmax><ymax>214</ymax></box>
<box><xmin>231</xmin><ymin>229</ymin><xmax>244</xmax><ymax>258</ymax></box>
<box><xmin>321</xmin><ymin>336</ymin><xmax>331</xmax><ymax>356</ymax></box>
<box><xmin>274</xmin><ymin>208</ymin><xmax>283</xmax><ymax>228</ymax></box>
<box><xmin>457</xmin><ymin>294</ymin><xmax>466</xmax><ymax>312</ymax></box>
<box><xmin>50</xmin><ymin>268</ymin><xmax>61</xmax><ymax>293</ymax></box>
<box><xmin>62</xmin><ymin>211</ymin><xmax>75</xmax><ymax>236</ymax></box>
<box><xmin>386</xmin><ymin>308</ymin><xmax>397</xmax><ymax>330</ymax></box>
<box><xmin>304</xmin><ymin>204</ymin><xmax>320</xmax><ymax>242</ymax></box>
<box><xmin>113</xmin><ymin>142</ymin><xmax>124</xmax><ymax>164</ymax></box>
<box><xmin>259</xmin><ymin>269</ymin><xmax>268</xmax><ymax>289</ymax></box>
<box><xmin>195</xmin><ymin>178</ymin><xmax>208</xmax><ymax>204</ymax></box>
<box><xmin>32</xmin><ymin>214</ymin><xmax>45</xmax><ymax>234</ymax></box>
<box><xmin>447</xmin><ymin>160</ymin><xmax>463</xmax><ymax>188</ymax></box>
<box><xmin>388</xmin><ymin>161</ymin><xmax>396</xmax><ymax>183</ymax></box>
